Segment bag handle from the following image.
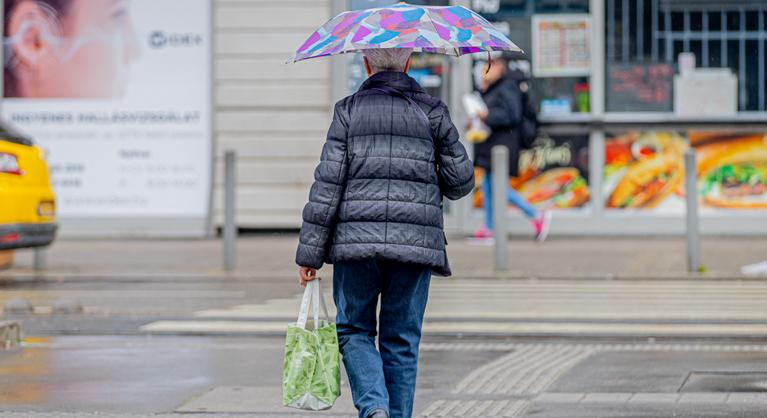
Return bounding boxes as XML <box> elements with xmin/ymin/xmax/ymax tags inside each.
<box><xmin>296</xmin><ymin>280</ymin><xmax>331</xmax><ymax>330</ymax></box>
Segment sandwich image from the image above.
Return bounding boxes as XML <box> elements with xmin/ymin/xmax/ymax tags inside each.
<box><xmin>605</xmin><ymin>131</ymin><xmax>687</xmax><ymax>208</ymax></box>
<box><xmin>694</xmin><ymin>134</ymin><xmax>767</xmax><ymax>209</ymax></box>
<box><xmin>520</xmin><ymin>167</ymin><xmax>590</xmax><ymax>209</ymax></box>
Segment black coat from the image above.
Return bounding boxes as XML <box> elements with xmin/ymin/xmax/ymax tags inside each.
<box><xmin>474</xmin><ymin>75</ymin><xmax>524</xmax><ymax>176</ymax></box>
<box><xmin>295</xmin><ymin>71</ymin><xmax>474</xmax><ymax>276</ymax></box>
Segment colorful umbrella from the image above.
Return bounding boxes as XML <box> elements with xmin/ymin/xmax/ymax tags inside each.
<box><xmin>288</xmin><ymin>2</ymin><xmax>522</xmax><ymax>63</ymax></box>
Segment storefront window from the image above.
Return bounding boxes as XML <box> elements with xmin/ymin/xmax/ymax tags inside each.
<box><xmin>476</xmin><ymin>1</ymin><xmax>590</xmax><ymax>116</ymax></box>
<box><xmin>606</xmin><ymin>0</ymin><xmax>767</xmax><ymax>113</ymax></box>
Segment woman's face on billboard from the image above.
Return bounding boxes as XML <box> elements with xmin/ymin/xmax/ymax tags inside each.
<box><xmin>6</xmin><ymin>0</ymin><xmax>141</xmax><ymax>98</ymax></box>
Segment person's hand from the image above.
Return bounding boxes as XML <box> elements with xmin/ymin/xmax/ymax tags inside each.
<box><xmin>477</xmin><ymin>110</ymin><xmax>488</xmax><ymax>122</ymax></box>
<box><xmin>299</xmin><ymin>266</ymin><xmax>319</xmax><ymax>288</ymax></box>
<box><xmin>464</xmin><ymin>117</ymin><xmax>473</xmax><ymax>131</ymax></box>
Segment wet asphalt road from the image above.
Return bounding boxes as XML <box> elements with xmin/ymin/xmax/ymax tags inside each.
<box><xmin>2</xmin><ymin>274</ymin><xmax>767</xmax><ymax>417</ymax></box>
<box><xmin>3</xmin><ymin>336</ymin><xmax>767</xmax><ymax>417</ymax></box>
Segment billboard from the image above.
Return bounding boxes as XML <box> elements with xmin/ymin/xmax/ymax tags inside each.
<box><xmin>473</xmin><ymin>134</ymin><xmax>590</xmax><ymax>212</ymax></box>
<box><xmin>1</xmin><ymin>0</ymin><xmax>212</xmax><ymax>229</ymax></box>
<box><xmin>604</xmin><ymin>131</ymin><xmax>767</xmax><ymax>212</ymax></box>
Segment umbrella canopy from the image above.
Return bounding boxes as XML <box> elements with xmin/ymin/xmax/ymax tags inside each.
<box><xmin>289</xmin><ymin>2</ymin><xmax>521</xmax><ymax>63</ymax></box>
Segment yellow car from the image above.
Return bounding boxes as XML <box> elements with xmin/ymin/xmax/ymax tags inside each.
<box><xmin>0</xmin><ymin>126</ymin><xmax>56</xmax><ymax>250</ymax></box>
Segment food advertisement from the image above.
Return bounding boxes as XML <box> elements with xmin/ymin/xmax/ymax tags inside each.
<box><xmin>604</xmin><ymin>131</ymin><xmax>767</xmax><ymax>212</ymax></box>
<box><xmin>603</xmin><ymin>131</ymin><xmax>688</xmax><ymax>212</ymax></box>
<box><xmin>691</xmin><ymin>132</ymin><xmax>767</xmax><ymax>210</ymax></box>
<box><xmin>1</xmin><ymin>0</ymin><xmax>212</xmax><ymax>227</ymax></box>
<box><xmin>474</xmin><ymin>135</ymin><xmax>590</xmax><ymax>211</ymax></box>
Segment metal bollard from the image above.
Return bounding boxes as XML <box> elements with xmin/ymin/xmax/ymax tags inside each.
<box><xmin>684</xmin><ymin>149</ymin><xmax>701</xmax><ymax>272</ymax></box>
<box><xmin>223</xmin><ymin>150</ymin><xmax>237</xmax><ymax>271</ymax></box>
<box><xmin>491</xmin><ymin>145</ymin><xmax>509</xmax><ymax>271</ymax></box>
<box><xmin>33</xmin><ymin>247</ymin><xmax>46</xmax><ymax>271</ymax></box>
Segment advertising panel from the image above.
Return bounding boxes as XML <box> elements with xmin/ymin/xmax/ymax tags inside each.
<box><xmin>691</xmin><ymin>132</ymin><xmax>767</xmax><ymax>210</ymax></box>
<box><xmin>1</xmin><ymin>0</ymin><xmax>212</xmax><ymax>223</ymax></box>
<box><xmin>531</xmin><ymin>14</ymin><xmax>591</xmax><ymax>78</ymax></box>
<box><xmin>474</xmin><ymin>134</ymin><xmax>590</xmax><ymax>211</ymax></box>
<box><xmin>604</xmin><ymin>132</ymin><xmax>767</xmax><ymax>212</ymax></box>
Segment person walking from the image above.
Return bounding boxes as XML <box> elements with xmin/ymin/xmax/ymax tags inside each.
<box><xmin>472</xmin><ymin>56</ymin><xmax>551</xmax><ymax>241</ymax></box>
<box><xmin>295</xmin><ymin>48</ymin><xmax>474</xmax><ymax>418</ymax></box>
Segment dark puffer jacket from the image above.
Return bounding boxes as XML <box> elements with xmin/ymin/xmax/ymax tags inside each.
<box><xmin>295</xmin><ymin>71</ymin><xmax>474</xmax><ymax>276</ymax></box>
<box><xmin>474</xmin><ymin>74</ymin><xmax>524</xmax><ymax>176</ymax></box>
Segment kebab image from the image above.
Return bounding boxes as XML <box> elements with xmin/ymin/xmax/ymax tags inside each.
<box><xmin>691</xmin><ymin>133</ymin><xmax>767</xmax><ymax>209</ymax></box>
<box><xmin>519</xmin><ymin>168</ymin><xmax>589</xmax><ymax>209</ymax></box>
<box><xmin>605</xmin><ymin>131</ymin><xmax>687</xmax><ymax>209</ymax></box>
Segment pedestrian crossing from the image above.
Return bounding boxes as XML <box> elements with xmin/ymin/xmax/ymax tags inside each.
<box><xmin>139</xmin><ymin>279</ymin><xmax>767</xmax><ymax>337</ymax></box>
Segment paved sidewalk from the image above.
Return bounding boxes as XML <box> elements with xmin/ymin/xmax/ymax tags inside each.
<box><xmin>4</xmin><ymin>234</ymin><xmax>767</xmax><ymax>279</ymax></box>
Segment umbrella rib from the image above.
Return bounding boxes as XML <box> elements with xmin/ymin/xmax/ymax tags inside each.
<box><xmin>424</xmin><ymin>6</ymin><xmax>465</xmax><ymax>57</ymax></box>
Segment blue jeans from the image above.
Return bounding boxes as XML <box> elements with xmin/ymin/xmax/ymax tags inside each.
<box><xmin>481</xmin><ymin>171</ymin><xmax>538</xmax><ymax>230</ymax></box>
<box><xmin>333</xmin><ymin>259</ymin><xmax>432</xmax><ymax>418</ymax></box>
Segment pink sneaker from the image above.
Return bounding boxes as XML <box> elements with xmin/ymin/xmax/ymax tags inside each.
<box><xmin>533</xmin><ymin>211</ymin><xmax>552</xmax><ymax>242</ymax></box>
<box><xmin>473</xmin><ymin>227</ymin><xmax>494</xmax><ymax>239</ymax></box>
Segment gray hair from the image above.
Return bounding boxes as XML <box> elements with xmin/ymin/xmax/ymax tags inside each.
<box><xmin>362</xmin><ymin>48</ymin><xmax>413</xmax><ymax>73</ymax></box>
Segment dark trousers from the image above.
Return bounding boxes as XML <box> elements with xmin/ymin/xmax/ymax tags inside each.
<box><xmin>333</xmin><ymin>259</ymin><xmax>432</xmax><ymax>418</ymax></box>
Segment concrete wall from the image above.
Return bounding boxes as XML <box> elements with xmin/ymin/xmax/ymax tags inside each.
<box><xmin>213</xmin><ymin>0</ymin><xmax>333</xmax><ymax>228</ymax></box>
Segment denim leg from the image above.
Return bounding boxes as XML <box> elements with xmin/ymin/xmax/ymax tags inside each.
<box><xmin>506</xmin><ymin>185</ymin><xmax>538</xmax><ymax>219</ymax></box>
<box><xmin>378</xmin><ymin>261</ymin><xmax>432</xmax><ymax>418</ymax></box>
<box><xmin>333</xmin><ymin>260</ymin><xmax>389</xmax><ymax>418</ymax></box>
<box><xmin>482</xmin><ymin>172</ymin><xmax>494</xmax><ymax>230</ymax></box>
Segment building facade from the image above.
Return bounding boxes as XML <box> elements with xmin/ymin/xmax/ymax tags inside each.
<box><xmin>218</xmin><ymin>0</ymin><xmax>767</xmax><ymax>235</ymax></box>
<box><xmin>4</xmin><ymin>0</ymin><xmax>763</xmax><ymax>236</ymax></box>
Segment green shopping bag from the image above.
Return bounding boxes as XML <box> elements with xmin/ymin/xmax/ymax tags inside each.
<box><xmin>282</xmin><ymin>280</ymin><xmax>340</xmax><ymax>410</ymax></box>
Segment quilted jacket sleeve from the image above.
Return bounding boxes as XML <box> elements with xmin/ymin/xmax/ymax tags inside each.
<box><xmin>432</xmin><ymin>103</ymin><xmax>475</xmax><ymax>201</ymax></box>
<box><xmin>295</xmin><ymin>101</ymin><xmax>350</xmax><ymax>269</ymax></box>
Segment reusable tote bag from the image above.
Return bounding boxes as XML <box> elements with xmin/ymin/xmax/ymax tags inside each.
<box><xmin>282</xmin><ymin>280</ymin><xmax>340</xmax><ymax>410</ymax></box>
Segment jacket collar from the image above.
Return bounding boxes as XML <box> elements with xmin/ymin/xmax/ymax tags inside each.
<box><xmin>358</xmin><ymin>71</ymin><xmax>425</xmax><ymax>94</ymax></box>
<box><xmin>483</xmin><ymin>74</ymin><xmax>514</xmax><ymax>95</ymax></box>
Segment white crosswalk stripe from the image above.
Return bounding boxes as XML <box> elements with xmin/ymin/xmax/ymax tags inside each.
<box><xmin>140</xmin><ymin>279</ymin><xmax>767</xmax><ymax>337</ymax></box>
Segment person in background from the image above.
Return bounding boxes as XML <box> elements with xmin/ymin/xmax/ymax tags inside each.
<box><xmin>296</xmin><ymin>48</ymin><xmax>474</xmax><ymax>418</ymax></box>
<box><xmin>473</xmin><ymin>55</ymin><xmax>551</xmax><ymax>241</ymax></box>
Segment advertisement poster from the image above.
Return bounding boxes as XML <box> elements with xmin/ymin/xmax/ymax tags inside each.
<box><xmin>474</xmin><ymin>135</ymin><xmax>590</xmax><ymax>211</ymax></box>
<box><xmin>1</xmin><ymin>0</ymin><xmax>212</xmax><ymax>220</ymax></box>
<box><xmin>531</xmin><ymin>14</ymin><xmax>591</xmax><ymax>78</ymax></box>
<box><xmin>604</xmin><ymin>132</ymin><xmax>767</xmax><ymax>212</ymax></box>
<box><xmin>691</xmin><ymin>132</ymin><xmax>767</xmax><ymax>210</ymax></box>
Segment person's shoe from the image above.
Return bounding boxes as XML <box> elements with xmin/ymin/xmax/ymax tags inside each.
<box><xmin>367</xmin><ymin>409</ymin><xmax>389</xmax><ymax>418</ymax></box>
<box><xmin>533</xmin><ymin>210</ymin><xmax>552</xmax><ymax>242</ymax></box>
<box><xmin>473</xmin><ymin>227</ymin><xmax>494</xmax><ymax>239</ymax></box>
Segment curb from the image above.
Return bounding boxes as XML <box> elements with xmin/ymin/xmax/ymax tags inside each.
<box><xmin>1</xmin><ymin>270</ymin><xmax>765</xmax><ymax>282</ymax></box>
